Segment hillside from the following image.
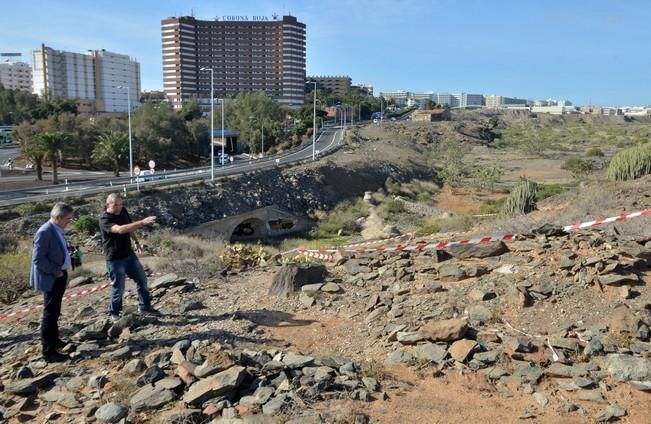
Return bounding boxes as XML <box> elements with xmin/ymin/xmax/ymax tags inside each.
<box><xmin>1</xmin><ymin>112</ymin><xmax>650</xmax><ymax>423</ymax></box>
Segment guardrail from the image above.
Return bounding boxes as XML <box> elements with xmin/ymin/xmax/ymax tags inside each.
<box><xmin>0</xmin><ymin>128</ymin><xmax>344</xmax><ymax>208</ymax></box>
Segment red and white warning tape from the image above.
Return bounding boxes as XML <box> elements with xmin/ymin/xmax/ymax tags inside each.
<box><xmin>562</xmin><ymin>208</ymin><xmax>651</xmax><ymax>232</ymax></box>
<box><xmin>297</xmin><ymin>249</ymin><xmax>336</xmax><ymax>262</ymax></box>
<box><xmin>297</xmin><ymin>207</ymin><xmax>651</xmax><ymax>262</ymax></box>
<box><xmin>0</xmin><ymin>281</ymin><xmax>112</xmax><ymax>321</ymax></box>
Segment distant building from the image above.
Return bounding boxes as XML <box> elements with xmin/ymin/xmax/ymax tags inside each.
<box><xmin>434</xmin><ymin>93</ymin><xmax>458</xmax><ymax>108</ymax></box>
<box><xmin>0</xmin><ymin>60</ymin><xmax>32</xmax><ymax>92</ymax></box>
<box><xmin>31</xmin><ymin>44</ymin><xmax>140</xmax><ymax>113</ymax></box>
<box><xmin>408</xmin><ymin>91</ymin><xmax>434</xmax><ymax>108</ymax></box>
<box><xmin>485</xmin><ymin>95</ymin><xmax>528</xmax><ymax>108</ymax></box>
<box><xmin>411</xmin><ymin>109</ymin><xmax>451</xmax><ymax>122</ymax></box>
<box><xmin>353</xmin><ymin>83</ymin><xmax>373</xmax><ymax>95</ymax></box>
<box><xmin>308</xmin><ymin>76</ymin><xmax>351</xmax><ymax>96</ymax></box>
<box><xmin>531</xmin><ymin>105</ymin><xmax>578</xmax><ymax>115</ymax></box>
<box><xmin>161</xmin><ymin>15</ymin><xmax>306</xmax><ymax>109</ymax></box>
<box><xmin>431</xmin><ymin>93</ymin><xmax>484</xmax><ymax>108</ymax></box>
<box><xmin>380</xmin><ymin>90</ymin><xmax>409</xmax><ymax>106</ymax></box>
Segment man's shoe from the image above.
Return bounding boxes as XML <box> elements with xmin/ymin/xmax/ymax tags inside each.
<box><xmin>109</xmin><ymin>314</ymin><xmax>120</xmax><ymax>323</ymax></box>
<box><xmin>138</xmin><ymin>306</ymin><xmax>162</xmax><ymax>317</ymax></box>
<box><xmin>43</xmin><ymin>352</ymin><xmax>69</xmax><ymax>363</ymax></box>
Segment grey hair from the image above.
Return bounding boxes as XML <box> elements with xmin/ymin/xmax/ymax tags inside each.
<box><xmin>50</xmin><ymin>202</ymin><xmax>74</xmax><ymax>218</ymax></box>
<box><xmin>106</xmin><ymin>193</ymin><xmax>122</xmax><ymax>206</ymax></box>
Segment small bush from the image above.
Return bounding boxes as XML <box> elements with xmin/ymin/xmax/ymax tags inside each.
<box><xmin>15</xmin><ymin>202</ymin><xmax>52</xmax><ymax>216</ymax></box>
<box><xmin>536</xmin><ymin>183</ymin><xmax>566</xmax><ymax>201</ymax></box>
<box><xmin>585</xmin><ymin>147</ymin><xmax>605</xmax><ymax>157</ymax></box>
<box><xmin>73</xmin><ymin>215</ymin><xmax>99</xmax><ymax>236</ymax></box>
<box><xmin>377</xmin><ymin>198</ymin><xmax>405</xmax><ymax>221</ymax></box>
<box><xmin>415</xmin><ymin>214</ymin><xmax>474</xmax><ymax>235</ymax></box>
<box><xmin>0</xmin><ymin>253</ymin><xmax>31</xmax><ymax>304</ymax></box>
<box><xmin>415</xmin><ymin>217</ymin><xmax>441</xmax><ymax>236</ymax></box>
<box><xmin>0</xmin><ymin>210</ymin><xmax>20</xmax><ymax>222</ymax></box>
<box><xmin>561</xmin><ymin>157</ymin><xmax>594</xmax><ymax>178</ymax></box>
<box><xmin>502</xmin><ymin>178</ymin><xmax>538</xmax><ymax>214</ymax></box>
<box><xmin>606</xmin><ymin>143</ymin><xmax>651</xmax><ymax>181</ymax></box>
<box><xmin>0</xmin><ymin>234</ymin><xmax>18</xmax><ymax>254</ymax></box>
<box><xmin>311</xmin><ymin>199</ymin><xmax>369</xmax><ymax>238</ymax></box>
<box><xmin>479</xmin><ymin>198</ymin><xmax>506</xmax><ymax>215</ymax></box>
<box><xmin>385</xmin><ymin>176</ymin><xmax>400</xmax><ymax>194</ymax></box>
<box><xmin>219</xmin><ymin>243</ymin><xmax>271</xmax><ymax>271</ymax></box>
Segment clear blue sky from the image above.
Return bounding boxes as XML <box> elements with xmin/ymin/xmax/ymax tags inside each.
<box><xmin>2</xmin><ymin>0</ymin><xmax>650</xmax><ymax>106</ymax></box>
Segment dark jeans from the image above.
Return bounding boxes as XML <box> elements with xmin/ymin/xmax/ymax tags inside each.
<box><xmin>107</xmin><ymin>252</ymin><xmax>151</xmax><ymax>315</ymax></box>
<box><xmin>41</xmin><ymin>271</ymin><xmax>67</xmax><ymax>355</ymax></box>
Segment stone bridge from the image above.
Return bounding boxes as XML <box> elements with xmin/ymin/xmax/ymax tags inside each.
<box><xmin>186</xmin><ymin>205</ymin><xmax>311</xmax><ymax>242</ymax></box>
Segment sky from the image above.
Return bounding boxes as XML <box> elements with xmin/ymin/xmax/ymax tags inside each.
<box><xmin>2</xmin><ymin>0</ymin><xmax>650</xmax><ymax>106</ymax></box>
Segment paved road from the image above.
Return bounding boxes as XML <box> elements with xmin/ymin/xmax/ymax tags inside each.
<box><xmin>0</xmin><ymin>127</ymin><xmax>343</xmax><ymax>207</ymax></box>
<box><xmin>0</xmin><ymin>145</ymin><xmax>18</xmax><ymax>167</ymax></box>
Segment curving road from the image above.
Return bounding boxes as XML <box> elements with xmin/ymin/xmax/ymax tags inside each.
<box><xmin>0</xmin><ymin>127</ymin><xmax>343</xmax><ymax>207</ymax></box>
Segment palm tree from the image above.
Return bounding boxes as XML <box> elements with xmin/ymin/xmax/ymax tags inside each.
<box><xmin>36</xmin><ymin>131</ymin><xmax>67</xmax><ymax>184</ymax></box>
<box><xmin>92</xmin><ymin>131</ymin><xmax>129</xmax><ymax>176</ymax></box>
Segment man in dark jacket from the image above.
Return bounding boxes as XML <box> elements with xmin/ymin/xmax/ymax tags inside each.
<box><xmin>100</xmin><ymin>193</ymin><xmax>160</xmax><ymax>322</ymax></box>
<box><xmin>30</xmin><ymin>202</ymin><xmax>74</xmax><ymax>362</ymax></box>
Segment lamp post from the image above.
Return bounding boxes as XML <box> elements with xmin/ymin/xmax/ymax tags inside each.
<box><xmin>311</xmin><ymin>81</ymin><xmax>317</xmax><ymax>161</ymax></box>
<box><xmin>116</xmin><ymin>85</ymin><xmax>133</xmax><ymax>180</ymax></box>
<box><xmin>199</xmin><ymin>67</ymin><xmax>214</xmax><ymax>182</ymax></box>
<box><xmin>221</xmin><ymin>98</ymin><xmax>225</xmax><ymax>166</ymax></box>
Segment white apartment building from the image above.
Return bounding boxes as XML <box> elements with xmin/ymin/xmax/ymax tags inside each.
<box><xmin>93</xmin><ymin>50</ymin><xmax>140</xmax><ymax>113</ymax></box>
<box><xmin>380</xmin><ymin>91</ymin><xmax>409</xmax><ymax>106</ymax></box>
<box><xmin>31</xmin><ymin>44</ymin><xmax>140</xmax><ymax>113</ymax></box>
<box><xmin>0</xmin><ymin>60</ymin><xmax>32</xmax><ymax>92</ymax></box>
<box><xmin>485</xmin><ymin>95</ymin><xmax>528</xmax><ymax>108</ymax></box>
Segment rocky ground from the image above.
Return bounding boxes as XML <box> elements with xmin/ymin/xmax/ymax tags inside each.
<box><xmin>2</xmin><ymin>116</ymin><xmax>651</xmax><ymax>423</ymax></box>
<box><xmin>1</xmin><ymin>216</ymin><xmax>650</xmax><ymax>423</ymax></box>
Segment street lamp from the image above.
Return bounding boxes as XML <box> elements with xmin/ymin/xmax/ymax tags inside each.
<box><xmin>308</xmin><ymin>81</ymin><xmax>317</xmax><ymax>161</ymax></box>
<box><xmin>199</xmin><ymin>67</ymin><xmax>214</xmax><ymax>182</ymax></box>
<box><xmin>116</xmin><ymin>85</ymin><xmax>133</xmax><ymax>179</ymax></box>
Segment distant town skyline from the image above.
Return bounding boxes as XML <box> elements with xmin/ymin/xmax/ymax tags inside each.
<box><xmin>2</xmin><ymin>0</ymin><xmax>651</xmax><ymax>106</ymax></box>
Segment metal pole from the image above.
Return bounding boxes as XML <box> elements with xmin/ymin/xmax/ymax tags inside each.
<box><xmin>380</xmin><ymin>99</ymin><xmax>383</xmax><ymax>125</ymax></box>
<box><xmin>312</xmin><ymin>81</ymin><xmax>316</xmax><ymax>161</ymax></box>
<box><xmin>261</xmin><ymin>123</ymin><xmax>264</xmax><ymax>157</ymax></box>
<box><xmin>210</xmin><ymin>70</ymin><xmax>214</xmax><ymax>181</ymax></box>
<box><xmin>221</xmin><ymin>99</ymin><xmax>225</xmax><ymax>166</ymax></box>
<box><xmin>127</xmin><ymin>87</ymin><xmax>132</xmax><ymax>180</ymax></box>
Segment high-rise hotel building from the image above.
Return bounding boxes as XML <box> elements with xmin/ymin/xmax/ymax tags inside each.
<box><xmin>161</xmin><ymin>15</ymin><xmax>306</xmax><ymax>109</ymax></box>
<box><xmin>31</xmin><ymin>45</ymin><xmax>140</xmax><ymax>113</ymax></box>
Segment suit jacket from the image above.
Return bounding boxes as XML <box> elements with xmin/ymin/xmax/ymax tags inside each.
<box><xmin>30</xmin><ymin>220</ymin><xmax>68</xmax><ymax>292</ymax></box>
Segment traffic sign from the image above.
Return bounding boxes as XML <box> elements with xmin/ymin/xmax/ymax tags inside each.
<box><xmin>133</xmin><ymin>166</ymin><xmax>141</xmax><ymax>176</ymax></box>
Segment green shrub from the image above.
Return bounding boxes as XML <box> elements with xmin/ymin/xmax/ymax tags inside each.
<box><xmin>377</xmin><ymin>198</ymin><xmax>404</xmax><ymax>221</ymax></box>
<box><xmin>479</xmin><ymin>198</ymin><xmax>506</xmax><ymax>215</ymax></box>
<box><xmin>606</xmin><ymin>143</ymin><xmax>651</xmax><ymax>181</ymax></box>
<box><xmin>536</xmin><ymin>184</ymin><xmax>566</xmax><ymax>201</ymax></box>
<box><xmin>0</xmin><ymin>234</ymin><xmax>18</xmax><ymax>254</ymax></box>
<box><xmin>503</xmin><ymin>178</ymin><xmax>538</xmax><ymax>214</ymax></box>
<box><xmin>385</xmin><ymin>176</ymin><xmax>400</xmax><ymax>194</ymax></box>
<box><xmin>73</xmin><ymin>215</ymin><xmax>99</xmax><ymax>236</ymax></box>
<box><xmin>0</xmin><ymin>253</ymin><xmax>30</xmax><ymax>304</ymax></box>
<box><xmin>415</xmin><ymin>217</ymin><xmax>441</xmax><ymax>235</ymax></box>
<box><xmin>561</xmin><ymin>157</ymin><xmax>594</xmax><ymax>178</ymax></box>
<box><xmin>311</xmin><ymin>199</ymin><xmax>370</xmax><ymax>238</ymax></box>
<box><xmin>0</xmin><ymin>210</ymin><xmax>20</xmax><ymax>222</ymax></box>
<box><xmin>585</xmin><ymin>147</ymin><xmax>604</xmax><ymax>157</ymax></box>
<box><xmin>14</xmin><ymin>202</ymin><xmax>52</xmax><ymax>215</ymax></box>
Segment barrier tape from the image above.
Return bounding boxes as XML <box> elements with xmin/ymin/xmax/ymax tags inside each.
<box><xmin>562</xmin><ymin>208</ymin><xmax>651</xmax><ymax>232</ymax></box>
<box><xmin>297</xmin><ymin>249</ymin><xmax>336</xmax><ymax>262</ymax></box>
<box><xmin>0</xmin><ymin>281</ymin><xmax>113</xmax><ymax>321</ymax></box>
<box><xmin>281</xmin><ymin>233</ymin><xmax>413</xmax><ymax>257</ymax></box>
<box><xmin>298</xmin><ymin>207</ymin><xmax>651</xmax><ymax>262</ymax></box>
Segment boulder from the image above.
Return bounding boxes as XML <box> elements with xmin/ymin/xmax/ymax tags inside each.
<box><xmin>183</xmin><ymin>366</ymin><xmax>247</xmax><ymax>405</ymax></box>
<box><xmin>269</xmin><ymin>264</ymin><xmax>327</xmax><ymax>297</ymax></box>
<box><xmin>444</xmin><ymin>242</ymin><xmax>508</xmax><ymax>259</ymax></box>
<box><xmin>418</xmin><ymin>319</ymin><xmax>467</xmax><ymax>342</ymax></box>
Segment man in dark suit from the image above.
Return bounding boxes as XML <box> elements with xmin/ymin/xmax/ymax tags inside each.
<box><xmin>30</xmin><ymin>203</ymin><xmax>74</xmax><ymax>362</ymax></box>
